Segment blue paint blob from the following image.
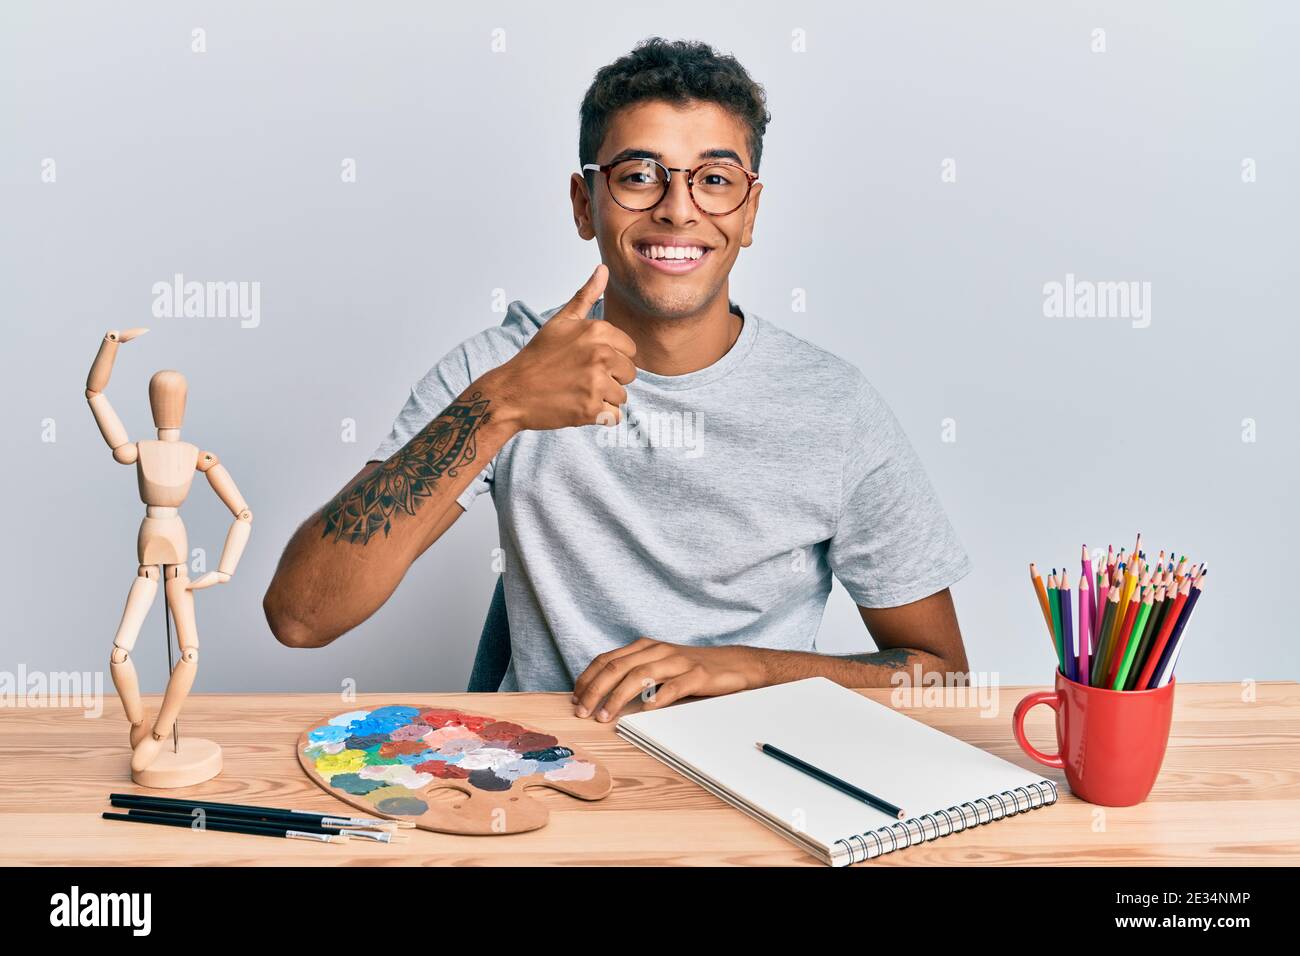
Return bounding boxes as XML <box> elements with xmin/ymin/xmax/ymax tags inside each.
<box><xmin>346</xmin><ymin>714</ymin><xmax>410</xmax><ymax>736</ymax></box>
<box><xmin>327</xmin><ymin>709</ymin><xmax>371</xmax><ymax>727</ymax></box>
<box><xmin>397</xmin><ymin>749</ymin><xmax>437</xmax><ymax>765</ymax></box>
<box><xmin>524</xmin><ymin>746</ymin><xmax>574</xmax><ymax>762</ymax></box>
<box><xmin>345</xmin><ymin>733</ymin><xmax>389</xmax><ymax>751</ymax></box>
<box><xmin>368</xmin><ymin>705</ymin><xmax>421</xmax><ymax>721</ymax></box>
<box><xmin>308</xmin><ymin>725</ymin><xmax>350</xmax><ymax>744</ymax></box>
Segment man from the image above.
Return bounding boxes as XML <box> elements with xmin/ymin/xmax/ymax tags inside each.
<box><xmin>264</xmin><ymin>37</ymin><xmax>973</xmax><ymax>721</ymax></box>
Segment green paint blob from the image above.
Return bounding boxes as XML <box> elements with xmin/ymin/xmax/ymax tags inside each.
<box><xmin>329</xmin><ymin>772</ymin><xmax>385</xmax><ymax>795</ymax></box>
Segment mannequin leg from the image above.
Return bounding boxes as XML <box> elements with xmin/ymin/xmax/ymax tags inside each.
<box><xmin>131</xmin><ymin>565</ymin><xmax>200</xmax><ymax>774</ymax></box>
<box><xmin>110</xmin><ymin>565</ymin><xmax>159</xmax><ymax>749</ymax></box>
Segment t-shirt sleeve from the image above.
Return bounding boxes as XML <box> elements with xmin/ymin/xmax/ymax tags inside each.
<box><xmin>368</xmin><ymin>345</ymin><xmax>495</xmax><ymax>512</ymax></box>
<box><xmin>826</xmin><ymin>376</ymin><xmax>972</xmax><ymax>607</ymax></box>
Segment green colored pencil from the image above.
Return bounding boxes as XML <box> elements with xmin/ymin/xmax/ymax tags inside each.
<box><xmin>1091</xmin><ymin>586</ymin><xmax>1119</xmax><ymax>686</ymax></box>
<box><xmin>1113</xmin><ymin>591</ymin><xmax>1154</xmax><ymax>690</ymax></box>
<box><xmin>1125</xmin><ymin>586</ymin><xmax>1167</xmax><ymax>689</ymax></box>
<box><xmin>1048</xmin><ymin>573</ymin><xmax>1064</xmax><ymax>672</ymax></box>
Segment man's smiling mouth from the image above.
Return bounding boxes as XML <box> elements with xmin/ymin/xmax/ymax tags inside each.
<box><xmin>633</xmin><ymin>242</ymin><xmax>712</xmax><ymax>273</ymax></box>
<box><xmin>635</xmin><ymin>243</ymin><xmax>708</xmax><ymax>261</ymax></box>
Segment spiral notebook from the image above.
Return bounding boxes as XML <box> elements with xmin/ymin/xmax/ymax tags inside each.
<box><xmin>616</xmin><ymin>676</ymin><xmax>1058</xmax><ymax>866</ymax></box>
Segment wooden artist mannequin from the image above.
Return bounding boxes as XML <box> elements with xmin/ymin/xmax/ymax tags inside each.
<box><xmin>87</xmin><ymin>329</ymin><xmax>252</xmax><ymax>787</ymax></box>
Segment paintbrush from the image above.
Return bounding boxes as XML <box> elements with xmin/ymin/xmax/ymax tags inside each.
<box><xmin>102</xmin><ymin>811</ymin><xmax>348</xmax><ymax>844</ymax></box>
<box><xmin>118</xmin><ymin>807</ymin><xmax>401</xmax><ymax>843</ymax></box>
<box><xmin>108</xmin><ymin>793</ymin><xmax>414</xmax><ymax>831</ymax></box>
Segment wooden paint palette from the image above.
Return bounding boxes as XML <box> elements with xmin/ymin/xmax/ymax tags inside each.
<box><xmin>297</xmin><ymin>704</ymin><xmax>612</xmax><ymax>834</ymax></box>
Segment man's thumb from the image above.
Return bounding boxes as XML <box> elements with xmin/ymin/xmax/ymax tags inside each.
<box><xmin>568</xmin><ymin>263</ymin><xmax>608</xmax><ymax>319</ymax></box>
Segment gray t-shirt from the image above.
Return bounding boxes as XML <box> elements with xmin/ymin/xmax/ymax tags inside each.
<box><xmin>371</xmin><ymin>297</ymin><xmax>972</xmax><ymax>691</ymax></box>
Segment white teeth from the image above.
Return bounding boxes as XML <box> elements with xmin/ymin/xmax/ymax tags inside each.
<box><xmin>638</xmin><ymin>244</ymin><xmax>705</xmax><ymax>261</ymax></box>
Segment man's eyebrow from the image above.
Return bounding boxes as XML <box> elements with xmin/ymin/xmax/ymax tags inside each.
<box><xmin>605</xmin><ymin>147</ymin><xmax>746</xmax><ymax>165</ymax></box>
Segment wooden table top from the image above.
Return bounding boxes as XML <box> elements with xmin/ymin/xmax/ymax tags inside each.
<box><xmin>3</xmin><ymin>681</ymin><xmax>1298</xmax><ymax>866</ymax></box>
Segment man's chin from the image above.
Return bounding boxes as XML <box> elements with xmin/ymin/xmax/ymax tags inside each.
<box><xmin>626</xmin><ymin>277</ymin><xmax>717</xmax><ymax>320</ymax></box>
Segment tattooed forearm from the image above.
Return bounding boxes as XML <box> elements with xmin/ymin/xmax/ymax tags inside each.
<box><xmin>843</xmin><ymin>648</ymin><xmax>919</xmax><ymax>670</ymax></box>
<box><xmin>751</xmin><ymin>645</ymin><xmax>949</xmax><ymax>688</ymax></box>
<box><xmin>321</xmin><ymin>392</ymin><xmax>492</xmax><ymax>545</ymax></box>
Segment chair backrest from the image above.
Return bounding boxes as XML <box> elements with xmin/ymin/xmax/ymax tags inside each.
<box><xmin>467</xmin><ymin>575</ymin><xmax>511</xmax><ymax>692</ymax></box>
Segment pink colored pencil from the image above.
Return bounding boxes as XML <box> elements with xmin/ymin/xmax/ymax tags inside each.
<box><xmin>1077</xmin><ymin>572</ymin><xmax>1092</xmax><ymax>685</ymax></box>
<box><xmin>1081</xmin><ymin>544</ymin><xmax>1096</xmax><ymax>622</ymax></box>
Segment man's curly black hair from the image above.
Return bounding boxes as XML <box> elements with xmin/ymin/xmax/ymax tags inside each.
<box><xmin>578</xmin><ymin>37</ymin><xmax>771</xmax><ymax>185</ymax></box>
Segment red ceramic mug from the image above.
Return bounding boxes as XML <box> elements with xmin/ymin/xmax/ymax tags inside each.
<box><xmin>1012</xmin><ymin>670</ymin><xmax>1175</xmax><ymax>806</ymax></box>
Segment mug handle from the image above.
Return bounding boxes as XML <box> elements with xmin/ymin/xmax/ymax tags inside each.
<box><xmin>1013</xmin><ymin>691</ymin><xmax>1065</xmax><ymax>769</ymax></box>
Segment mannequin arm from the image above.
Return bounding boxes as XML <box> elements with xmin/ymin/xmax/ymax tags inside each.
<box><xmin>85</xmin><ymin>328</ymin><xmax>148</xmax><ymax>462</ymax></box>
<box><xmin>189</xmin><ymin>451</ymin><xmax>252</xmax><ymax>589</ymax></box>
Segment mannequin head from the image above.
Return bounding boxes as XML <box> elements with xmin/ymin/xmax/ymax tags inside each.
<box><xmin>148</xmin><ymin>369</ymin><xmax>187</xmax><ymax>434</ymax></box>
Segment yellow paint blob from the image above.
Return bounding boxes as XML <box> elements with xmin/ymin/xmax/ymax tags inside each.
<box><xmin>315</xmin><ymin>748</ymin><xmax>367</xmax><ymax>778</ymax></box>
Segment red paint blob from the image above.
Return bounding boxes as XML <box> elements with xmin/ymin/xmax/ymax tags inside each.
<box><xmin>414</xmin><ymin>759</ymin><xmax>470</xmax><ymax>779</ymax></box>
<box><xmin>510</xmin><ymin>732</ymin><xmax>559</xmax><ymax>752</ymax></box>
<box><xmin>479</xmin><ymin>721</ymin><xmax>527</xmax><ymax>741</ymax></box>
<box><xmin>418</xmin><ymin>709</ymin><xmax>468</xmax><ymax>728</ymax></box>
<box><xmin>380</xmin><ymin>739</ymin><xmax>431</xmax><ymax>758</ymax></box>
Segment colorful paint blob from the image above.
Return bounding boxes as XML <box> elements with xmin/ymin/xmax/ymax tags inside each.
<box><xmin>329</xmin><ymin>772</ymin><xmax>386</xmax><ymax>795</ymax></box>
<box><xmin>308</xmin><ymin>725</ymin><xmax>350</xmax><ymax>744</ymax></box>
<box><xmin>366</xmin><ymin>785</ymin><xmax>429</xmax><ymax>816</ymax></box>
<box><xmin>301</xmin><ymin>706</ymin><xmax>601</xmax><ymax>813</ymax></box>
<box><xmin>543</xmin><ymin>760</ymin><xmax>597</xmax><ymax>782</ymax></box>
<box><xmin>315</xmin><ymin>749</ymin><xmax>367</xmax><ymax>778</ymax></box>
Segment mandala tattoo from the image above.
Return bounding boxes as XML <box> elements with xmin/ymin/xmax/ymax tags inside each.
<box><xmin>322</xmin><ymin>392</ymin><xmax>492</xmax><ymax>544</ymax></box>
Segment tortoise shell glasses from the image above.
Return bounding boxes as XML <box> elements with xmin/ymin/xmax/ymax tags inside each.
<box><xmin>582</xmin><ymin>157</ymin><xmax>759</xmax><ymax>217</ymax></box>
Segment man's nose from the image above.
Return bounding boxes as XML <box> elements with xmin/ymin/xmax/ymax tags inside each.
<box><xmin>655</xmin><ymin>172</ymin><xmax>698</xmax><ymax>222</ymax></box>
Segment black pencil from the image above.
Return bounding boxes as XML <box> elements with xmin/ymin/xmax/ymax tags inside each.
<box><xmin>102</xmin><ymin>811</ymin><xmax>346</xmax><ymax>843</ymax></box>
<box><xmin>756</xmin><ymin>742</ymin><xmax>907</xmax><ymax>820</ymax></box>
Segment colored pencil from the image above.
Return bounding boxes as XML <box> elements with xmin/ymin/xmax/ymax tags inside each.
<box><xmin>1030</xmin><ymin>563</ymin><xmax>1055</xmax><ymax>648</ymax></box>
<box><xmin>1092</xmin><ymin>585</ymin><xmax>1120</xmax><ymax>686</ymax></box>
<box><xmin>1150</xmin><ymin>573</ymin><xmax>1206</xmax><ymax>688</ymax></box>
<box><xmin>1125</xmin><ymin>583</ymin><xmax>1167</xmax><ymax>690</ymax></box>
<box><xmin>1111</xmin><ymin>559</ymin><xmax>1143</xmax><ymax>673</ymax></box>
<box><xmin>1077</xmin><ymin>572</ymin><xmax>1092</xmax><ymax>685</ymax></box>
<box><xmin>1105</xmin><ymin>584</ymin><xmax>1143</xmax><ymax>688</ymax></box>
<box><xmin>1133</xmin><ymin>577</ymin><xmax>1191</xmax><ymax>690</ymax></box>
<box><xmin>1094</xmin><ymin>570</ymin><xmax>1122</xmax><ymax>681</ymax></box>
<box><xmin>1048</xmin><ymin>572</ymin><xmax>1064</xmax><ymax>673</ymax></box>
<box><xmin>1081</xmin><ymin>545</ymin><xmax>1096</xmax><ymax>621</ymax></box>
<box><xmin>1060</xmin><ymin>571</ymin><xmax>1076</xmax><ymax>682</ymax></box>
<box><xmin>1112</xmin><ymin>587</ymin><xmax>1154</xmax><ymax>690</ymax></box>
<box><xmin>1030</xmin><ymin>536</ymin><xmax>1205</xmax><ymax>693</ymax></box>
<box><xmin>1093</xmin><ymin>565</ymin><xmax>1110</xmax><ymax>645</ymax></box>
<box><xmin>1100</xmin><ymin>558</ymin><xmax>1130</xmax><ymax>674</ymax></box>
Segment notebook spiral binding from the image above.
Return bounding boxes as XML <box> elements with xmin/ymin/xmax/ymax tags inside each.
<box><xmin>834</xmin><ymin>780</ymin><xmax>1059</xmax><ymax>864</ymax></box>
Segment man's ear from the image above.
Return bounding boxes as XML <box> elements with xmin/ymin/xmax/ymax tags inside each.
<box><xmin>571</xmin><ymin>172</ymin><xmax>597</xmax><ymax>240</ymax></box>
<box><xmin>739</xmin><ymin>181</ymin><xmax>762</xmax><ymax>248</ymax></box>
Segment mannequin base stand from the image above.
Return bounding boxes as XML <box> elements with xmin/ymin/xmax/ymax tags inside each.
<box><xmin>131</xmin><ymin>737</ymin><xmax>222</xmax><ymax>789</ymax></box>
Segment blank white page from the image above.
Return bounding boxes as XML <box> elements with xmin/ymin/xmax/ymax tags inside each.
<box><xmin>618</xmin><ymin>676</ymin><xmax>1051</xmax><ymax>852</ymax></box>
